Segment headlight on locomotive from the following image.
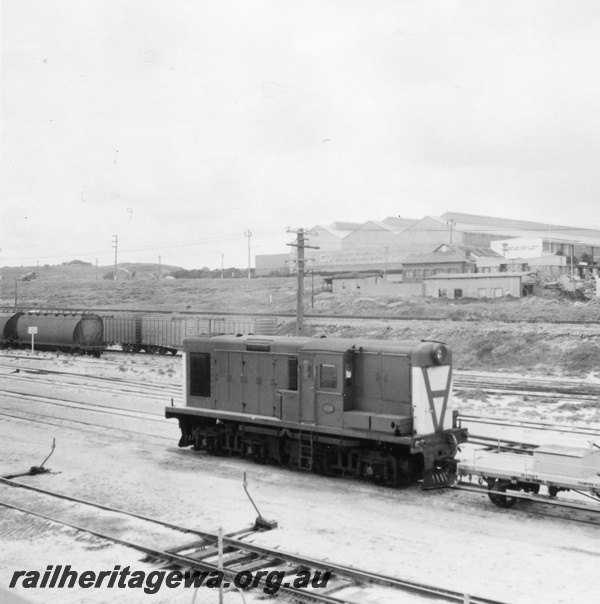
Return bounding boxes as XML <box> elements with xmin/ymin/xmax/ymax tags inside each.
<box><xmin>431</xmin><ymin>343</ymin><xmax>448</xmax><ymax>365</ymax></box>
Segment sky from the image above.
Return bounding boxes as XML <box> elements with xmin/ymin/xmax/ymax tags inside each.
<box><xmin>2</xmin><ymin>0</ymin><xmax>600</xmax><ymax>270</ymax></box>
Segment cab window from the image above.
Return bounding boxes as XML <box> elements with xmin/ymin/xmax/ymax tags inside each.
<box><xmin>319</xmin><ymin>364</ymin><xmax>338</xmax><ymax>389</ymax></box>
<box><xmin>190</xmin><ymin>352</ymin><xmax>211</xmax><ymax>397</ymax></box>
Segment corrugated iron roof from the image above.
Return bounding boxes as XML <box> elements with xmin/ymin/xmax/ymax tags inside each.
<box><xmin>424</xmin><ymin>271</ymin><xmax>536</xmax><ymax>280</ymax></box>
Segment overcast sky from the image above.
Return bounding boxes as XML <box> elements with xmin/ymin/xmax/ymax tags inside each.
<box><xmin>2</xmin><ymin>1</ymin><xmax>600</xmax><ymax>270</ymax></box>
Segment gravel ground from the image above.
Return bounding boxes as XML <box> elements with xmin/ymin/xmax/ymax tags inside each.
<box><xmin>0</xmin><ymin>351</ymin><xmax>599</xmax><ymax>603</ymax></box>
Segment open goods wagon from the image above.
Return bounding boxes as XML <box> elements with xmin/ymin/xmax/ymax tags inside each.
<box><xmin>102</xmin><ymin>315</ymin><xmax>277</xmax><ymax>355</ymax></box>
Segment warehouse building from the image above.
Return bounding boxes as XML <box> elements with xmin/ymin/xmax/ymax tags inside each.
<box><xmin>255</xmin><ymin>211</ymin><xmax>600</xmax><ymax>277</ymax></box>
<box><xmin>423</xmin><ymin>272</ymin><xmax>537</xmax><ymax>299</ymax></box>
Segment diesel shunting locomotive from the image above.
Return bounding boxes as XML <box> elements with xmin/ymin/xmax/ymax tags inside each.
<box><xmin>166</xmin><ymin>335</ymin><xmax>468</xmax><ymax>488</ymax></box>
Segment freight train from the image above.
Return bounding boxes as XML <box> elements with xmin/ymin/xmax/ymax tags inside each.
<box><xmin>101</xmin><ymin>315</ymin><xmax>275</xmax><ymax>355</ymax></box>
<box><xmin>0</xmin><ymin>311</ymin><xmax>105</xmax><ymax>356</ymax></box>
<box><xmin>166</xmin><ymin>334</ymin><xmax>468</xmax><ymax>488</ymax></box>
<box><xmin>0</xmin><ymin>310</ymin><xmax>277</xmax><ymax>356</ymax></box>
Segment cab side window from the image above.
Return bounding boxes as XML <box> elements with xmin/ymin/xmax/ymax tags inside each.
<box><xmin>190</xmin><ymin>352</ymin><xmax>211</xmax><ymax>397</ymax></box>
<box><xmin>319</xmin><ymin>363</ymin><xmax>338</xmax><ymax>389</ymax></box>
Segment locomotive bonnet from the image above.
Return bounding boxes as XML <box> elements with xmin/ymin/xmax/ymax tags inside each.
<box><xmin>166</xmin><ymin>334</ymin><xmax>468</xmax><ymax>488</ymax></box>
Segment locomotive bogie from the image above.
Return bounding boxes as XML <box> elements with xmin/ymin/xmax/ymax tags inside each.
<box><xmin>167</xmin><ymin>335</ymin><xmax>468</xmax><ymax>487</ymax></box>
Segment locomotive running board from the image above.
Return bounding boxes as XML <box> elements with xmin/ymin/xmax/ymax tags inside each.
<box><xmin>422</xmin><ymin>468</ymin><xmax>455</xmax><ymax>490</ymax></box>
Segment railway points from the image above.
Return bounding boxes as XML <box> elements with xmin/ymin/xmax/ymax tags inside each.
<box><xmin>0</xmin><ymin>478</ymin><xmax>506</xmax><ymax>604</ymax></box>
<box><xmin>2</xmin><ymin>328</ymin><xmax>600</xmax><ymax>601</ymax></box>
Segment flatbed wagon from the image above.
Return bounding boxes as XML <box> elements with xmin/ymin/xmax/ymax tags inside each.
<box><xmin>457</xmin><ymin>443</ymin><xmax>600</xmax><ymax>508</ymax></box>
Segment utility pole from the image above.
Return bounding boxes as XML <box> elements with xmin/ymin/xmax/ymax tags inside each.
<box><xmin>384</xmin><ymin>246</ymin><xmax>389</xmax><ymax>279</ymax></box>
<box><xmin>221</xmin><ymin>253</ymin><xmax>224</xmax><ymax>279</ymax></box>
<box><xmin>158</xmin><ymin>255</ymin><xmax>161</xmax><ymax>279</ymax></box>
<box><xmin>447</xmin><ymin>219</ymin><xmax>456</xmax><ymax>244</ymax></box>
<box><xmin>14</xmin><ymin>278</ymin><xmax>18</xmax><ymax>309</ymax></box>
<box><xmin>287</xmin><ymin>229</ymin><xmax>319</xmax><ymax>336</ymax></box>
<box><xmin>112</xmin><ymin>235</ymin><xmax>118</xmax><ymax>281</ymax></box>
<box><xmin>96</xmin><ymin>258</ymin><xmax>98</xmax><ymax>281</ymax></box>
<box><xmin>244</xmin><ymin>230</ymin><xmax>252</xmax><ymax>279</ymax></box>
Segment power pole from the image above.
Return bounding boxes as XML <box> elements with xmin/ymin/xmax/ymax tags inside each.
<box><xmin>244</xmin><ymin>230</ymin><xmax>252</xmax><ymax>279</ymax></box>
<box><xmin>287</xmin><ymin>229</ymin><xmax>319</xmax><ymax>336</ymax></box>
<box><xmin>384</xmin><ymin>246</ymin><xmax>389</xmax><ymax>279</ymax></box>
<box><xmin>158</xmin><ymin>255</ymin><xmax>161</xmax><ymax>279</ymax></box>
<box><xmin>112</xmin><ymin>235</ymin><xmax>118</xmax><ymax>280</ymax></box>
<box><xmin>447</xmin><ymin>219</ymin><xmax>456</xmax><ymax>244</ymax></box>
<box><xmin>96</xmin><ymin>258</ymin><xmax>98</xmax><ymax>281</ymax></box>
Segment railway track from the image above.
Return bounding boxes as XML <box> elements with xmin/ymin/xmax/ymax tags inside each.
<box><xmin>0</xmin><ymin>387</ymin><xmax>176</xmax><ymax>441</ymax></box>
<box><xmin>0</xmin><ymin>478</ymin><xmax>506</xmax><ymax>604</ymax></box>
<box><xmin>452</xmin><ymin>482</ymin><xmax>600</xmax><ymax>526</ymax></box>
<box><xmin>6</xmin><ymin>305</ymin><xmax>600</xmax><ymax>325</ymax></box>
<box><xmin>454</xmin><ymin>372</ymin><xmax>600</xmax><ymax>400</ymax></box>
<box><xmin>0</xmin><ymin>361</ymin><xmax>181</xmax><ymax>399</ymax></box>
<box><xmin>0</xmin><ymin>406</ymin><xmax>173</xmax><ymax>442</ymax></box>
<box><xmin>458</xmin><ymin>414</ymin><xmax>600</xmax><ymax>439</ymax></box>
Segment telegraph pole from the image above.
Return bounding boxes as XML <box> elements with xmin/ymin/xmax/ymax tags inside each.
<box><xmin>158</xmin><ymin>255</ymin><xmax>161</xmax><ymax>279</ymax></box>
<box><xmin>447</xmin><ymin>219</ymin><xmax>456</xmax><ymax>244</ymax></box>
<box><xmin>244</xmin><ymin>230</ymin><xmax>252</xmax><ymax>279</ymax></box>
<box><xmin>112</xmin><ymin>235</ymin><xmax>118</xmax><ymax>280</ymax></box>
<box><xmin>287</xmin><ymin>229</ymin><xmax>319</xmax><ymax>336</ymax></box>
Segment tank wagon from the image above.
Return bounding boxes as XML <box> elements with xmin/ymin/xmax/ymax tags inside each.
<box><xmin>166</xmin><ymin>335</ymin><xmax>468</xmax><ymax>488</ymax></box>
<box><xmin>0</xmin><ymin>311</ymin><xmax>104</xmax><ymax>356</ymax></box>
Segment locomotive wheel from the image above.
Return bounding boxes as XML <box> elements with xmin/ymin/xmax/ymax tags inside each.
<box><xmin>488</xmin><ymin>480</ymin><xmax>518</xmax><ymax>508</ymax></box>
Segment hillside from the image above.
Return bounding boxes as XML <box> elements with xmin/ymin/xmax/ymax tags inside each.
<box><xmin>1</xmin><ymin>267</ymin><xmax>600</xmax><ymax>378</ymax></box>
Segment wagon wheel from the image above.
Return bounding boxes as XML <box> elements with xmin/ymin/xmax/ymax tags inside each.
<box><xmin>158</xmin><ymin>348</ymin><xmax>167</xmax><ymax>355</ymax></box>
<box><xmin>487</xmin><ymin>480</ymin><xmax>518</xmax><ymax>508</ymax></box>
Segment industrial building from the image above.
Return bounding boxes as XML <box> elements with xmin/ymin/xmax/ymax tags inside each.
<box><xmin>423</xmin><ymin>272</ymin><xmax>537</xmax><ymax>299</ymax></box>
<box><xmin>255</xmin><ymin>212</ymin><xmax>600</xmax><ymax>284</ymax></box>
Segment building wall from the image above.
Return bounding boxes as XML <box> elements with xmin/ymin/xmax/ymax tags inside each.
<box><xmin>402</xmin><ymin>261</ymin><xmax>467</xmax><ymax>283</ymax></box>
<box><xmin>477</xmin><ymin>255</ymin><xmax>567</xmax><ymax>272</ymax></box>
<box><xmin>307</xmin><ymin>226</ymin><xmax>345</xmax><ymax>251</ymax></box>
<box><xmin>332</xmin><ymin>276</ymin><xmax>422</xmax><ymax>296</ymax></box>
<box><xmin>396</xmin><ymin>217</ymin><xmax>465</xmax><ymax>251</ymax></box>
<box><xmin>490</xmin><ymin>238</ymin><xmax>544</xmax><ymax>258</ymax></box>
<box><xmin>490</xmin><ymin>237</ymin><xmax>582</xmax><ymax>259</ymax></box>
<box><xmin>255</xmin><ymin>254</ymin><xmax>290</xmax><ymax>276</ymax></box>
<box><xmin>424</xmin><ymin>275</ymin><xmax>525</xmax><ymax>299</ymax></box>
<box><xmin>305</xmin><ymin>246</ymin><xmax>406</xmax><ymax>274</ymax></box>
<box><xmin>342</xmin><ymin>222</ymin><xmax>401</xmax><ymax>250</ymax></box>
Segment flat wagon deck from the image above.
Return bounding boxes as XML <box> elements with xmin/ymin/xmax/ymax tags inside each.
<box><xmin>457</xmin><ymin>443</ymin><xmax>600</xmax><ymax>508</ymax></box>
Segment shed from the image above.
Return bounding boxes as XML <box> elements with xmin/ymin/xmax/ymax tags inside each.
<box><xmin>423</xmin><ymin>272</ymin><xmax>536</xmax><ymax>299</ymax></box>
